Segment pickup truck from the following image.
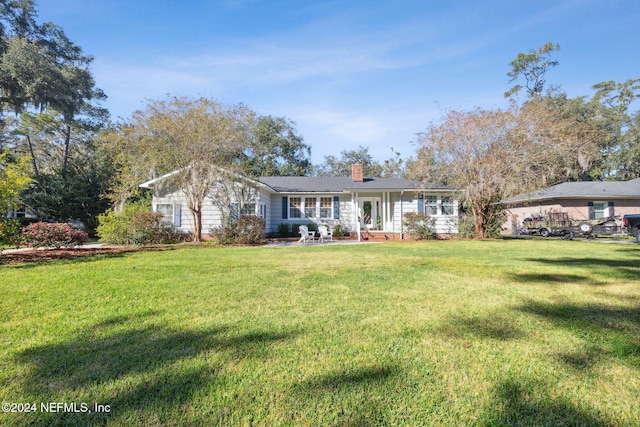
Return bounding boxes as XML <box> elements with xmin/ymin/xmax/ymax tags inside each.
<box><xmin>622</xmin><ymin>214</ymin><xmax>640</xmax><ymax>242</ymax></box>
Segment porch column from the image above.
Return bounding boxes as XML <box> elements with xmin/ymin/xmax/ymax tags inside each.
<box><xmin>382</xmin><ymin>192</ymin><xmax>386</xmax><ymax>232</ymax></box>
<box><xmin>354</xmin><ymin>192</ymin><xmax>361</xmax><ymax>241</ymax></box>
<box><xmin>399</xmin><ymin>191</ymin><xmax>404</xmax><ymax>239</ymax></box>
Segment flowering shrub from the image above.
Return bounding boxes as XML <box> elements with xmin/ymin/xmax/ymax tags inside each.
<box><xmin>22</xmin><ymin>222</ymin><xmax>89</xmax><ymax>249</ymax></box>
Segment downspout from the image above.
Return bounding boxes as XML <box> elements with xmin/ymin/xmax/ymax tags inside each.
<box><xmin>400</xmin><ymin>190</ymin><xmax>404</xmax><ymax>240</ymax></box>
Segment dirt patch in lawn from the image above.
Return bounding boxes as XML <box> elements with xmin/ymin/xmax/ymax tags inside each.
<box><xmin>0</xmin><ymin>246</ymin><xmax>176</xmax><ymax>265</ymax></box>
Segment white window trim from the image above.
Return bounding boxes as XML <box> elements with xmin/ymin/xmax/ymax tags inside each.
<box><xmin>421</xmin><ymin>195</ymin><xmax>457</xmax><ymax>217</ymax></box>
<box><xmin>155</xmin><ymin>203</ymin><xmax>174</xmax><ymax>226</ymax></box>
<box><xmin>592</xmin><ymin>201</ymin><xmax>607</xmax><ymax>219</ymax></box>
<box><xmin>288</xmin><ymin>196</ymin><xmax>333</xmax><ymax>220</ymax></box>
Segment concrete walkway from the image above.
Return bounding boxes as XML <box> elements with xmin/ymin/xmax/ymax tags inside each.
<box><xmin>263</xmin><ymin>239</ymin><xmax>380</xmax><ymax>248</ymax></box>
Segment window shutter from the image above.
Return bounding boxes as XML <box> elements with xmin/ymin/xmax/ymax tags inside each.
<box><xmin>173</xmin><ymin>204</ymin><xmax>181</xmax><ymax>227</ymax></box>
<box><xmin>282</xmin><ymin>197</ymin><xmax>288</xmax><ymax>219</ymax></box>
<box><xmin>608</xmin><ymin>201</ymin><xmax>614</xmax><ymax>217</ymax></box>
<box><xmin>417</xmin><ymin>197</ymin><xmax>424</xmax><ymax>214</ymax></box>
<box><xmin>333</xmin><ymin>196</ymin><xmax>340</xmax><ymax>219</ymax></box>
<box><xmin>230</xmin><ymin>203</ymin><xmax>239</xmax><ymax>220</ymax></box>
<box><xmin>588</xmin><ymin>202</ymin><xmax>595</xmax><ymax>220</ymax></box>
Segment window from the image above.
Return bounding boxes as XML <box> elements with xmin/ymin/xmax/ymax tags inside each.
<box><xmin>156</xmin><ymin>204</ymin><xmax>173</xmax><ymax>225</ymax></box>
<box><xmin>305</xmin><ymin>197</ymin><xmax>317</xmax><ymax>218</ymax></box>
<box><xmin>424</xmin><ymin>196</ymin><xmax>438</xmax><ymax>215</ymax></box>
<box><xmin>320</xmin><ymin>197</ymin><xmax>332</xmax><ymax>219</ymax></box>
<box><xmin>7</xmin><ymin>206</ymin><xmax>27</xmax><ymax>218</ymax></box>
<box><xmin>592</xmin><ymin>202</ymin><xmax>606</xmax><ymax>219</ymax></box>
<box><xmin>289</xmin><ymin>197</ymin><xmax>302</xmax><ymax>218</ymax></box>
<box><xmin>240</xmin><ymin>203</ymin><xmax>256</xmax><ymax>216</ymax></box>
<box><xmin>286</xmin><ymin>196</ymin><xmax>333</xmax><ymax>219</ymax></box>
<box><xmin>442</xmin><ymin>197</ymin><xmax>454</xmax><ymax>216</ymax></box>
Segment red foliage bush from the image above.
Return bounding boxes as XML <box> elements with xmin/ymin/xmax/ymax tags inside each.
<box><xmin>22</xmin><ymin>222</ymin><xmax>89</xmax><ymax>249</ymax></box>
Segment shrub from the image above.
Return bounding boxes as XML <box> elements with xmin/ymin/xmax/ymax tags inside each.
<box><xmin>306</xmin><ymin>223</ymin><xmax>317</xmax><ymax>232</ymax></box>
<box><xmin>332</xmin><ymin>224</ymin><xmax>345</xmax><ymax>237</ymax></box>
<box><xmin>211</xmin><ymin>215</ymin><xmax>266</xmax><ymax>245</ymax></box>
<box><xmin>21</xmin><ymin>222</ymin><xmax>89</xmax><ymax>249</ymax></box>
<box><xmin>0</xmin><ymin>218</ymin><xmax>22</xmax><ymax>246</ymax></box>
<box><xmin>277</xmin><ymin>222</ymin><xmax>290</xmax><ymax>237</ymax></box>
<box><xmin>457</xmin><ymin>209</ymin><xmax>506</xmax><ymax>239</ymax></box>
<box><xmin>291</xmin><ymin>223</ymin><xmax>301</xmax><ymax>236</ymax></box>
<box><xmin>96</xmin><ymin>202</ymin><xmax>192</xmax><ymax>246</ymax></box>
<box><xmin>404</xmin><ymin>212</ymin><xmax>436</xmax><ymax>240</ymax></box>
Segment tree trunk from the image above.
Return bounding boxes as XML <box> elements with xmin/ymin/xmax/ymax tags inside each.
<box><xmin>62</xmin><ymin>123</ymin><xmax>71</xmax><ymax>169</ymax></box>
<box><xmin>26</xmin><ymin>134</ymin><xmax>39</xmax><ymax>178</ymax></box>
<box><xmin>474</xmin><ymin>220</ymin><xmax>486</xmax><ymax>239</ymax></box>
<box><xmin>471</xmin><ymin>202</ymin><xmax>487</xmax><ymax>239</ymax></box>
<box><xmin>190</xmin><ymin>207</ymin><xmax>202</xmax><ymax>242</ymax></box>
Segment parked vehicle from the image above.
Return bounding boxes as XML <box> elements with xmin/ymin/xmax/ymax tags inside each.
<box><xmin>521</xmin><ymin>212</ymin><xmax>621</xmax><ymax>240</ymax></box>
<box><xmin>622</xmin><ymin>214</ymin><xmax>640</xmax><ymax>243</ymax></box>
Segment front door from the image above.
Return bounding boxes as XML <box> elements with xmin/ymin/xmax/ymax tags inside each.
<box><xmin>360</xmin><ymin>198</ymin><xmax>380</xmax><ymax>229</ymax></box>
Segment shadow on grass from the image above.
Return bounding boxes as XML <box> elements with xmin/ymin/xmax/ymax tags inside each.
<box><xmin>290</xmin><ymin>365</ymin><xmax>399</xmax><ymax>426</ymax></box>
<box><xmin>11</xmin><ymin>314</ymin><xmax>300</xmax><ymax>426</ymax></box>
<box><xmin>301</xmin><ymin>365</ymin><xmax>397</xmax><ymax>390</ymax></box>
<box><xmin>519</xmin><ymin>300</ymin><xmax>640</xmax><ymax>369</ymax></box>
<box><xmin>524</xmin><ymin>256</ymin><xmax>640</xmax><ymax>281</ymax></box>
<box><xmin>438</xmin><ymin>313</ymin><xmax>524</xmax><ymax>341</ymax></box>
<box><xmin>507</xmin><ymin>273</ymin><xmax>600</xmax><ymax>285</ymax></box>
<box><xmin>479</xmin><ymin>378</ymin><xmax>607</xmax><ymax>426</ymax></box>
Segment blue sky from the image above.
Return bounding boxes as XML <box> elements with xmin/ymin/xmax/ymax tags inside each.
<box><xmin>36</xmin><ymin>0</ymin><xmax>640</xmax><ymax>164</ymax></box>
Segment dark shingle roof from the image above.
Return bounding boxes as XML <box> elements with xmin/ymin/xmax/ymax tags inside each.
<box><xmin>258</xmin><ymin>176</ymin><xmax>452</xmax><ymax>193</ymax></box>
<box><xmin>501</xmin><ymin>178</ymin><xmax>640</xmax><ymax>204</ymax></box>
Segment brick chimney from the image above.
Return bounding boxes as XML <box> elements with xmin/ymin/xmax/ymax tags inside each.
<box><xmin>351</xmin><ymin>164</ymin><xmax>364</xmax><ymax>182</ymax></box>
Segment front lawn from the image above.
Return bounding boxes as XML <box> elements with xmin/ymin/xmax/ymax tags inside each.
<box><xmin>1</xmin><ymin>240</ymin><xmax>639</xmax><ymax>426</ymax></box>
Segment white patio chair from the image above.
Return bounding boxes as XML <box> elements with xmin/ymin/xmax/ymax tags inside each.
<box><xmin>318</xmin><ymin>225</ymin><xmax>333</xmax><ymax>243</ymax></box>
<box><xmin>298</xmin><ymin>225</ymin><xmax>315</xmax><ymax>243</ymax></box>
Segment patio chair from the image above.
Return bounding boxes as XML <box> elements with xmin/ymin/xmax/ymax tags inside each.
<box><xmin>298</xmin><ymin>225</ymin><xmax>315</xmax><ymax>243</ymax></box>
<box><xmin>318</xmin><ymin>225</ymin><xmax>333</xmax><ymax>243</ymax></box>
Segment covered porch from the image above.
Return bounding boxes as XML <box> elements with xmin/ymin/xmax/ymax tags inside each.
<box><xmin>347</xmin><ymin>191</ymin><xmax>406</xmax><ymax>241</ymax></box>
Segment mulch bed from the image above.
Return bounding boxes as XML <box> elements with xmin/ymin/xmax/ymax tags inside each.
<box><xmin>0</xmin><ymin>246</ymin><xmax>175</xmax><ymax>266</ymax></box>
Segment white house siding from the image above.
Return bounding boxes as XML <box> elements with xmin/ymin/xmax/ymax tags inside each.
<box><xmin>153</xmin><ymin>191</ymin><xmax>226</xmax><ymax>234</ymax></box>
<box><xmin>392</xmin><ymin>193</ymin><xmax>458</xmax><ymax>235</ymax></box>
<box><xmin>148</xmin><ymin>180</ymin><xmax>459</xmax><ymax>237</ymax></box>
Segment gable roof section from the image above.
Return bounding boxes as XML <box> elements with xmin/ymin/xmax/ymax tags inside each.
<box><xmin>258</xmin><ymin>176</ymin><xmax>453</xmax><ymax>193</ymax></box>
<box><xmin>502</xmin><ymin>178</ymin><xmax>640</xmax><ymax>204</ymax></box>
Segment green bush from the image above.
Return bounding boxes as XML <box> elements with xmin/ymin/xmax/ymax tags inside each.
<box><xmin>404</xmin><ymin>212</ymin><xmax>436</xmax><ymax>240</ymax></box>
<box><xmin>211</xmin><ymin>215</ymin><xmax>266</xmax><ymax>245</ymax></box>
<box><xmin>0</xmin><ymin>218</ymin><xmax>22</xmax><ymax>246</ymax></box>
<box><xmin>21</xmin><ymin>222</ymin><xmax>89</xmax><ymax>249</ymax></box>
<box><xmin>332</xmin><ymin>224</ymin><xmax>345</xmax><ymax>237</ymax></box>
<box><xmin>306</xmin><ymin>223</ymin><xmax>317</xmax><ymax>232</ymax></box>
<box><xmin>97</xmin><ymin>202</ymin><xmax>191</xmax><ymax>246</ymax></box>
<box><xmin>457</xmin><ymin>209</ymin><xmax>506</xmax><ymax>239</ymax></box>
<box><xmin>291</xmin><ymin>223</ymin><xmax>301</xmax><ymax>236</ymax></box>
<box><xmin>277</xmin><ymin>222</ymin><xmax>290</xmax><ymax>237</ymax></box>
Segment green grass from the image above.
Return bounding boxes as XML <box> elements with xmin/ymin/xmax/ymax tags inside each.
<box><xmin>1</xmin><ymin>240</ymin><xmax>639</xmax><ymax>426</ymax></box>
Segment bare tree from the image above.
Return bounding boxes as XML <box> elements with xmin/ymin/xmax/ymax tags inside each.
<box><xmin>110</xmin><ymin>96</ymin><xmax>254</xmax><ymax>241</ymax></box>
<box><xmin>411</xmin><ymin>101</ymin><xmax>600</xmax><ymax>238</ymax></box>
